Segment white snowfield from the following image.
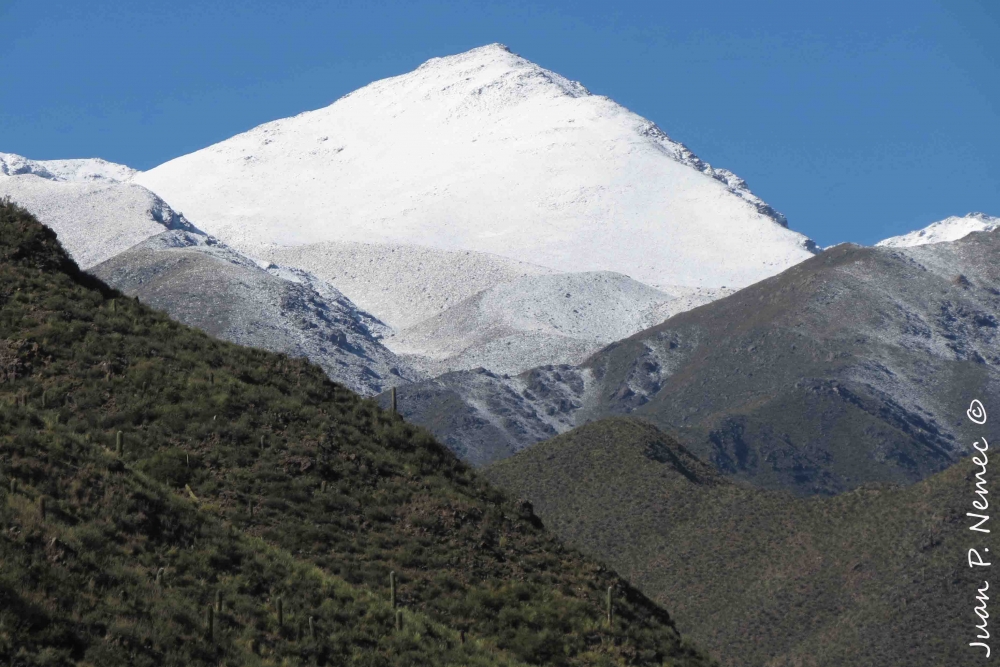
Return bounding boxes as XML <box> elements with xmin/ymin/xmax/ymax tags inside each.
<box><xmin>876</xmin><ymin>212</ymin><xmax>1000</xmax><ymax>248</ymax></box>
<box><xmin>0</xmin><ymin>152</ymin><xmax>137</xmax><ymax>183</ymax></box>
<box><xmin>0</xmin><ymin>163</ymin><xmax>195</xmax><ymax>269</ymax></box>
<box><xmin>135</xmin><ymin>43</ymin><xmax>817</xmax><ymax>291</ymax></box>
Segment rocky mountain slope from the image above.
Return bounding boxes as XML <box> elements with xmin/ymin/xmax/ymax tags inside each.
<box><xmin>389</xmin><ymin>229</ymin><xmax>1000</xmax><ymax>494</ymax></box>
<box><xmin>0</xmin><ymin>200</ymin><xmax>716</xmax><ymax>667</ymax></box>
<box><xmin>484</xmin><ymin>417</ymin><xmax>987</xmax><ymax>667</ymax></box>
<box><xmin>877</xmin><ymin>211</ymin><xmax>1000</xmax><ymax>247</ymax></box>
<box><xmin>90</xmin><ymin>230</ymin><xmax>419</xmax><ymax>395</ymax></box>
<box><xmin>135</xmin><ymin>43</ymin><xmax>816</xmax><ymax>298</ymax></box>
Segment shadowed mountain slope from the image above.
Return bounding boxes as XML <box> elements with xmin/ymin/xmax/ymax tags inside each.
<box><xmin>484</xmin><ymin>417</ymin><xmax>989</xmax><ymax>667</ymax></box>
<box><xmin>390</xmin><ymin>232</ymin><xmax>1000</xmax><ymax>495</ymax></box>
<box><xmin>0</xmin><ymin>200</ymin><xmax>714</xmax><ymax>667</ymax></box>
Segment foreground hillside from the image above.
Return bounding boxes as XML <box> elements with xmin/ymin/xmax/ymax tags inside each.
<box><xmin>394</xmin><ymin>232</ymin><xmax>1000</xmax><ymax>494</ymax></box>
<box><xmin>485</xmin><ymin>417</ymin><xmax>987</xmax><ymax>667</ymax></box>
<box><xmin>0</xmin><ymin>200</ymin><xmax>713</xmax><ymax>666</ymax></box>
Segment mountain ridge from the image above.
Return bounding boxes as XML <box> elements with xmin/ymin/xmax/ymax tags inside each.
<box><xmin>388</xmin><ymin>229</ymin><xmax>1000</xmax><ymax>495</ymax></box>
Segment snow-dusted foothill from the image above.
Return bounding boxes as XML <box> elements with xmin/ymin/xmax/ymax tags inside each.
<box><xmin>90</xmin><ymin>230</ymin><xmax>421</xmax><ymax>396</ymax></box>
<box><xmin>263</xmin><ymin>240</ymin><xmax>556</xmax><ymax>330</ymax></box>
<box><xmin>0</xmin><ymin>153</ymin><xmax>193</xmax><ymax>268</ymax></box>
<box><xmin>135</xmin><ymin>43</ymin><xmax>817</xmax><ymax>294</ymax></box>
<box><xmin>387</xmin><ymin>272</ymin><xmax>733</xmax><ymax>376</ymax></box>
<box><xmin>876</xmin><ymin>212</ymin><xmax>1000</xmax><ymax>248</ymax></box>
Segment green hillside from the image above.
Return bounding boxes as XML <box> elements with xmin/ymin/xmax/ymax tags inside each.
<box><xmin>0</xmin><ymin>199</ymin><xmax>714</xmax><ymax>667</ymax></box>
<box><xmin>485</xmin><ymin>416</ymin><xmax>988</xmax><ymax>667</ymax></box>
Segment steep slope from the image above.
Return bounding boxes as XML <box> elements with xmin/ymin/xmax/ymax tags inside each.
<box><xmin>388</xmin><ymin>273</ymin><xmax>728</xmax><ymax>376</ymax></box>
<box><xmin>389</xmin><ymin>230</ymin><xmax>1000</xmax><ymax>495</ymax></box>
<box><xmin>0</xmin><ymin>165</ymin><xmax>195</xmax><ymax>268</ymax></box>
<box><xmin>135</xmin><ymin>43</ymin><xmax>816</xmax><ymax>294</ymax></box>
<box><xmin>0</xmin><ymin>200</ymin><xmax>715</xmax><ymax>667</ymax></box>
<box><xmin>90</xmin><ymin>230</ymin><xmax>419</xmax><ymax>395</ymax></box>
<box><xmin>484</xmin><ymin>417</ymin><xmax>987</xmax><ymax>667</ymax></box>
<box><xmin>877</xmin><ymin>211</ymin><xmax>1000</xmax><ymax>247</ymax></box>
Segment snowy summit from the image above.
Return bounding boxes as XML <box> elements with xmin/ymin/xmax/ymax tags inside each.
<box><xmin>135</xmin><ymin>43</ymin><xmax>817</xmax><ymax>292</ymax></box>
<box><xmin>876</xmin><ymin>212</ymin><xmax>1000</xmax><ymax>248</ymax></box>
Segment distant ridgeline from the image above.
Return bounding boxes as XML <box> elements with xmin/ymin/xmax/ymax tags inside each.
<box><xmin>0</xmin><ymin>200</ymin><xmax>715</xmax><ymax>666</ymax></box>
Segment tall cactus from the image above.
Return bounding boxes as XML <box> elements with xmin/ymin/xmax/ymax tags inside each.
<box><xmin>116</xmin><ymin>431</ymin><xmax>123</xmax><ymax>456</ymax></box>
<box><xmin>606</xmin><ymin>586</ymin><xmax>613</xmax><ymax>627</ymax></box>
<box><xmin>309</xmin><ymin>616</ymin><xmax>316</xmax><ymax>639</ymax></box>
<box><xmin>38</xmin><ymin>496</ymin><xmax>46</xmax><ymax>520</ymax></box>
<box><xmin>216</xmin><ymin>590</ymin><xmax>223</xmax><ymax>613</ymax></box>
<box><xmin>390</xmin><ymin>570</ymin><xmax>397</xmax><ymax>609</ymax></box>
<box><xmin>276</xmin><ymin>596</ymin><xmax>284</xmax><ymax>627</ymax></box>
<box><xmin>395</xmin><ymin>609</ymin><xmax>403</xmax><ymax>632</ymax></box>
<box><xmin>9</xmin><ymin>479</ymin><xmax>16</xmax><ymax>495</ymax></box>
<box><xmin>206</xmin><ymin>606</ymin><xmax>215</xmax><ymax>641</ymax></box>
<box><xmin>155</xmin><ymin>568</ymin><xmax>164</xmax><ymax>588</ymax></box>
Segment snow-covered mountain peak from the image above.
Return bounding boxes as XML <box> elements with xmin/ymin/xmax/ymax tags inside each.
<box><xmin>404</xmin><ymin>42</ymin><xmax>590</xmax><ymax>104</ymax></box>
<box><xmin>0</xmin><ymin>152</ymin><xmax>137</xmax><ymax>183</ymax></box>
<box><xmin>135</xmin><ymin>44</ymin><xmax>816</xmax><ymax>291</ymax></box>
<box><xmin>877</xmin><ymin>212</ymin><xmax>1000</xmax><ymax>248</ymax></box>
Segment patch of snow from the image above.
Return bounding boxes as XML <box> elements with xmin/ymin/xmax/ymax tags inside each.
<box><xmin>0</xmin><ymin>152</ymin><xmax>137</xmax><ymax>182</ymax></box>
<box><xmin>876</xmin><ymin>212</ymin><xmax>1000</xmax><ymax>248</ymax></box>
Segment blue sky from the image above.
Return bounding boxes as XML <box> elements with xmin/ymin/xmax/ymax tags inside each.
<box><xmin>1</xmin><ymin>0</ymin><xmax>996</xmax><ymax>247</ymax></box>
